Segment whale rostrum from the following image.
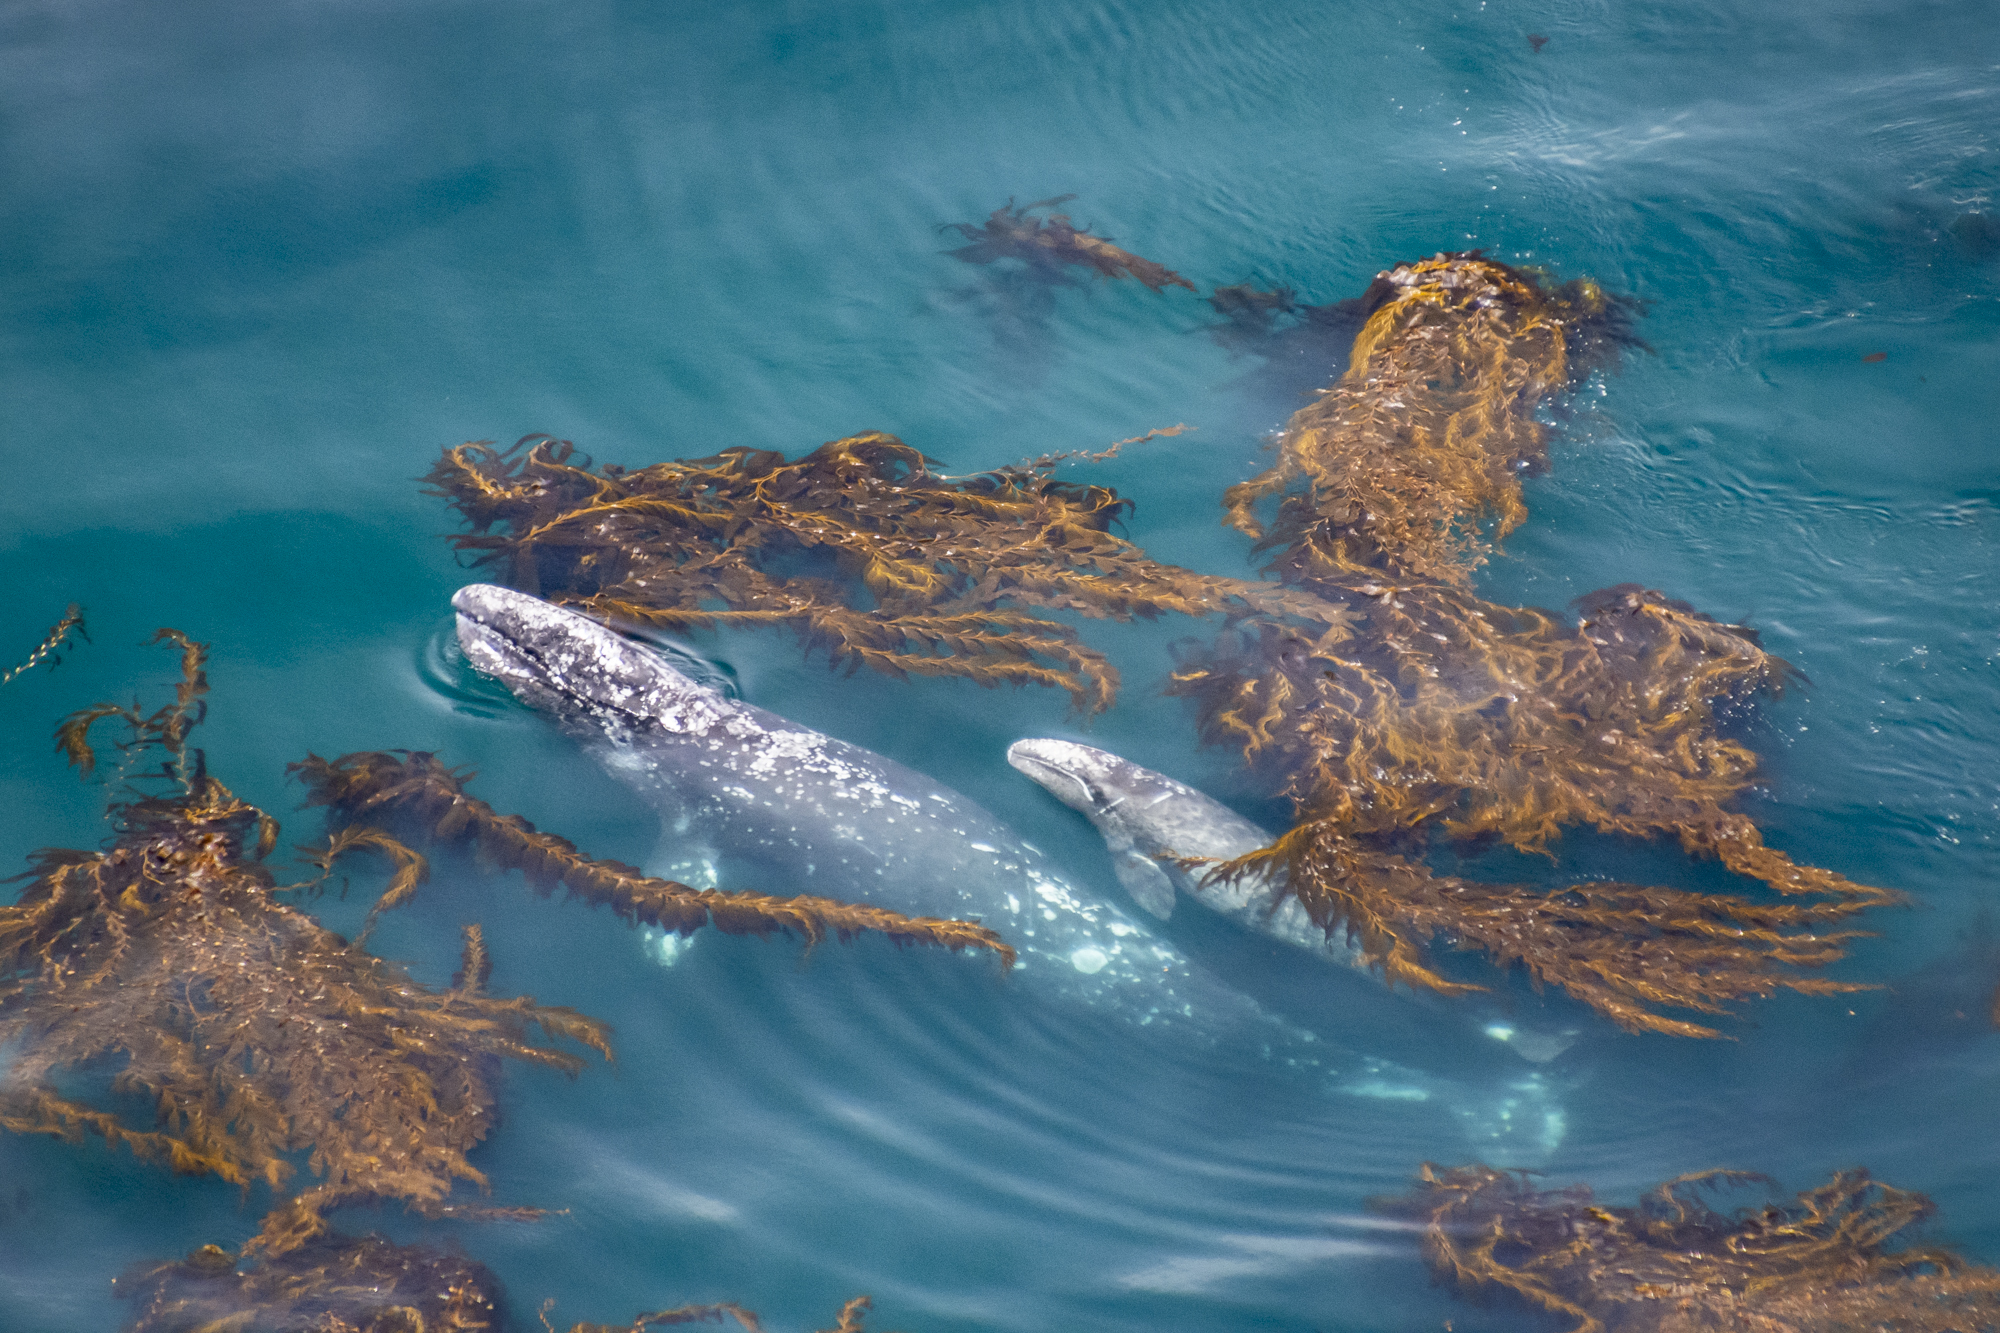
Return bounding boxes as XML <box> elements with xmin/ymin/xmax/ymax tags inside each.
<box><xmin>1006</xmin><ymin>738</ymin><xmax>1579</xmax><ymax>1066</ymax></box>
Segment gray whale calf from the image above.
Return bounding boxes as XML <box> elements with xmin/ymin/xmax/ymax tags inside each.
<box><xmin>451</xmin><ymin>583</ymin><xmax>1301</xmax><ymax>1045</ymax></box>
<box><xmin>1007</xmin><ymin>738</ymin><xmax>1578</xmax><ymax>1066</ymax></box>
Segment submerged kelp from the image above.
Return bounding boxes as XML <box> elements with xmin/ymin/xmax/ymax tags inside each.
<box><xmin>1379</xmin><ymin>1162</ymin><xmax>2000</xmax><ymax>1333</ymax></box>
<box><xmin>0</xmin><ymin>631</ymin><xmax>615</xmax><ymax>1254</ymax></box>
<box><xmin>2</xmin><ymin>602</ymin><xmax>85</xmax><ymax>686</ymax></box>
<box><xmin>1171</xmin><ymin>253</ymin><xmax>1893</xmax><ymax>1034</ymax></box>
<box><xmin>118</xmin><ymin>1232</ymin><xmax>505</xmax><ymax>1332</ymax></box>
<box><xmin>552</xmin><ymin>1292</ymin><xmax>883</xmax><ymax>1333</ymax></box>
<box><xmin>942</xmin><ymin>195</ymin><xmax>1196</xmax><ymax>292</ymax></box>
<box><xmin>424</xmin><ymin>430</ymin><xmax>1324</xmax><ymax>713</ymax></box>
<box><xmin>291</xmin><ymin>749</ymin><xmax>1016</xmax><ymax>965</ymax></box>
<box><xmin>117</xmin><ymin>1231</ymin><xmax>887</xmax><ymax>1333</ymax></box>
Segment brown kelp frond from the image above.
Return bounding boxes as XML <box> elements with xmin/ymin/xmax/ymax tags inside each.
<box><xmin>55</xmin><ymin>627</ymin><xmax>209</xmax><ymax>787</ymax></box>
<box><xmin>1</xmin><ymin>603</ymin><xmax>85</xmax><ymax>686</ymax></box>
<box><xmin>1199</xmin><ymin>817</ymin><xmax>1874</xmax><ymax>1036</ymax></box>
<box><xmin>291</xmin><ymin>824</ymin><xmax>431</xmax><ymax>944</ymax></box>
<box><xmin>1222</xmin><ymin>252</ymin><xmax>1637</xmax><ymax>586</ymax></box>
<box><xmin>1376</xmin><ymin>1162</ymin><xmax>1999</xmax><ymax>1333</ymax></box>
<box><xmin>425</xmin><ymin>431</ymin><xmax>1335</xmax><ymax>713</ymax></box>
<box><xmin>117</xmin><ymin>1233</ymin><xmax>504</xmax><ymax>1332</ymax></box>
<box><xmin>942</xmin><ymin>195</ymin><xmax>1196</xmax><ymax>292</ymax></box>
<box><xmin>549</xmin><ymin>1301</ymin><xmax>768</xmax><ymax>1333</ymax></box>
<box><xmin>292</xmin><ymin>749</ymin><xmax>1018</xmax><ymax>967</ymax></box>
<box><xmin>817</xmin><ymin>1296</ymin><xmax>886</xmax><ymax>1333</ymax></box>
<box><xmin>4</xmin><ymin>662</ymin><xmax>613</xmax><ymax>1257</ymax></box>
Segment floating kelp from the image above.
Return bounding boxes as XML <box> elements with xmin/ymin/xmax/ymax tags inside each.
<box><xmin>291</xmin><ymin>749</ymin><xmax>1017</xmax><ymax>965</ymax></box>
<box><xmin>424</xmin><ymin>430</ymin><xmax>1325</xmax><ymax>713</ymax></box>
<box><xmin>1221</xmin><ymin>253</ymin><xmax>1643</xmax><ymax>588</ymax></box>
<box><xmin>1378</xmin><ymin>1161</ymin><xmax>2000</xmax><ymax>1333</ymax></box>
<box><xmin>1173</xmin><ymin>253</ymin><xmax>1891</xmax><ymax>1034</ymax></box>
<box><xmin>1</xmin><ymin>630</ymin><xmax>615</xmax><ymax>1253</ymax></box>
<box><xmin>942</xmin><ymin>195</ymin><xmax>1196</xmax><ymax>292</ymax></box>
<box><xmin>2</xmin><ymin>602</ymin><xmax>85</xmax><ymax>686</ymax></box>
<box><xmin>117</xmin><ymin>1232</ymin><xmax>504</xmax><ymax>1332</ymax></box>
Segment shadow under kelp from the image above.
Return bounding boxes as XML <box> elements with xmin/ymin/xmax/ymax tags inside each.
<box><xmin>1375</xmin><ymin>1161</ymin><xmax>2000</xmax><ymax>1333</ymax></box>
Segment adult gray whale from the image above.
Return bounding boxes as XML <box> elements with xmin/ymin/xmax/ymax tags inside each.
<box><xmin>450</xmin><ymin>583</ymin><xmax>1305</xmax><ymax>1047</ymax></box>
<box><xmin>1007</xmin><ymin>738</ymin><xmax>1579</xmax><ymax>1065</ymax></box>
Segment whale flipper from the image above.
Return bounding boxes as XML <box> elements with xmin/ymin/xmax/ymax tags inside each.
<box><xmin>1114</xmin><ymin>849</ymin><xmax>1176</xmax><ymax>920</ymax></box>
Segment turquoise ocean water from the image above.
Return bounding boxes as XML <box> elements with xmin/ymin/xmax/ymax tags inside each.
<box><xmin>2</xmin><ymin>0</ymin><xmax>1997</xmax><ymax>1328</ymax></box>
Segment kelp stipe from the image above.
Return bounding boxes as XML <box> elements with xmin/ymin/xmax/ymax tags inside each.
<box><xmin>291</xmin><ymin>749</ymin><xmax>1018</xmax><ymax>966</ymax></box>
<box><xmin>1</xmin><ymin>603</ymin><xmax>85</xmax><ymax>686</ymax></box>
<box><xmin>117</xmin><ymin>1233</ymin><xmax>504</xmax><ymax>1332</ymax></box>
<box><xmin>1376</xmin><ymin>1162</ymin><xmax>2000</xmax><ymax>1333</ymax></box>
<box><xmin>424</xmin><ymin>430</ymin><xmax>1326</xmax><ymax>714</ymax></box>
<box><xmin>0</xmin><ymin>630</ymin><xmax>615</xmax><ymax>1254</ymax></box>
<box><xmin>941</xmin><ymin>195</ymin><xmax>1196</xmax><ymax>292</ymax></box>
<box><xmin>1171</xmin><ymin>252</ymin><xmax>1894</xmax><ymax>1034</ymax></box>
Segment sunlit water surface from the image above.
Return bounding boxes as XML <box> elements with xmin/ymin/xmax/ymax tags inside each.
<box><xmin>2</xmin><ymin>1</ymin><xmax>1997</xmax><ymax>1329</ymax></box>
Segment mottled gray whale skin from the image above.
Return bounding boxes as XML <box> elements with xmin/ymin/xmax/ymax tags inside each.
<box><xmin>450</xmin><ymin>584</ymin><xmax>1298</xmax><ymax>1045</ymax></box>
<box><xmin>1007</xmin><ymin>738</ymin><xmax>1578</xmax><ymax>1065</ymax></box>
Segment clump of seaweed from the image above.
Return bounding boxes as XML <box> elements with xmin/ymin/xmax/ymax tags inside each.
<box><xmin>424</xmin><ymin>429</ymin><xmax>1327</xmax><ymax>713</ymax></box>
<box><xmin>290</xmin><ymin>749</ymin><xmax>1017</xmax><ymax>966</ymax></box>
<box><xmin>1378</xmin><ymin>1161</ymin><xmax>2000</xmax><ymax>1333</ymax></box>
<box><xmin>1170</xmin><ymin>252</ymin><xmax>1892</xmax><ymax>1035</ymax></box>
<box><xmin>942</xmin><ymin>195</ymin><xmax>1196</xmax><ymax>292</ymax></box>
<box><xmin>1</xmin><ymin>630</ymin><xmax>616</xmax><ymax>1253</ymax></box>
<box><xmin>2</xmin><ymin>602</ymin><xmax>86</xmax><ymax>685</ymax></box>
<box><xmin>117</xmin><ymin>1230</ymin><xmax>893</xmax><ymax>1333</ymax></box>
<box><xmin>118</xmin><ymin>1232</ymin><xmax>505</xmax><ymax>1332</ymax></box>
<box><xmin>1221</xmin><ymin>252</ymin><xmax>1643</xmax><ymax>587</ymax></box>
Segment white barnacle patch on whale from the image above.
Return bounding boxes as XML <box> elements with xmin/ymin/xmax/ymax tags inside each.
<box><xmin>1069</xmin><ymin>946</ymin><xmax>1110</xmax><ymax>974</ymax></box>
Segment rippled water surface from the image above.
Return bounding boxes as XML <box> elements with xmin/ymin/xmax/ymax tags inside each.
<box><xmin>2</xmin><ymin>1</ymin><xmax>1998</xmax><ymax>1329</ymax></box>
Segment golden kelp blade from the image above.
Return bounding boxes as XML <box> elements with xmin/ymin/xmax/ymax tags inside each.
<box><xmin>1376</xmin><ymin>1162</ymin><xmax>2000</xmax><ymax>1333</ymax></box>
<box><xmin>424</xmin><ymin>431</ymin><xmax>1324</xmax><ymax>715</ymax></box>
<box><xmin>1</xmin><ymin>603</ymin><xmax>85</xmax><ymax>686</ymax></box>
<box><xmin>3</xmin><ymin>632</ymin><xmax>614</xmax><ymax>1256</ymax></box>
<box><xmin>291</xmin><ymin>749</ymin><xmax>1018</xmax><ymax>967</ymax></box>
<box><xmin>941</xmin><ymin>194</ymin><xmax>1196</xmax><ymax>291</ymax></box>
<box><xmin>117</xmin><ymin>1233</ymin><xmax>503</xmax><ymax>1333</ymax></box>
